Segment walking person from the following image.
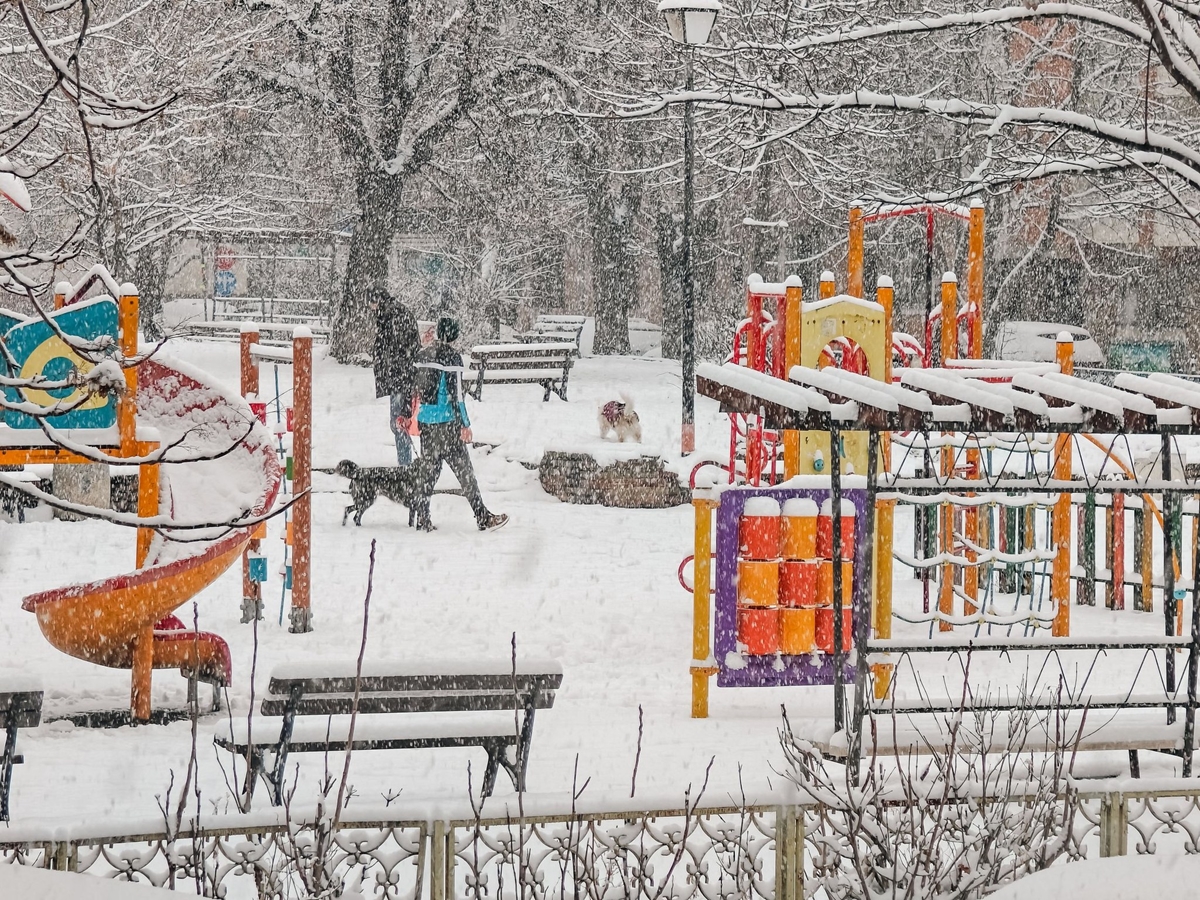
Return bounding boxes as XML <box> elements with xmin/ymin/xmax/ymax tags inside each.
<box><xmin>412</xmin><ymin>316</ymin><xmax>507</xmax><ymax>532</ymax></box>
<box><xmin>370</xmin><ymin>288</ymin><xmax>419</xmax><ymax>466</ymax></box>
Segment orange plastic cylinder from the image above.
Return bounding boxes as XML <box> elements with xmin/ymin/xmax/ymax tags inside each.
<box><xmin>816</xmin><ymin>560</ymin><xmax>853</xmax><ymax>607</ymax></box>
<box><xmin>738</xmin><ymin>560</ymin><xmax>779</xmax><ymax>607</ymax></box>
<box><xmin>738</xmin><ymin>607</ymin><xmax>780</xmax><ymax>656</ymax></box>
<box><xmin>815</xmin><ymin>607</ymin><xmax>854</xmax><ymax>654</ymax></box>
<box><xmin>739</xmin><ymin>497</ymin><xmax>782</xmax><ymax>559</ymax></box>
<box><xmin>781</xmin><ymin>497</ymin><xmax>818</xmax><ymax>559</ymax></box>
<box><xmin>816</xmin><ymin>498</ymin><xmax>857</xmax><ymax>559</ymax></box>
<box><xmin>779</xmin><ymin>560</ymin><xmax>819</xmax><ymax>608</ymax></box>
<box><xmin>779</xmin><ymin>608</ymin><xmax>816</xmax><ymax>654</ymax></box>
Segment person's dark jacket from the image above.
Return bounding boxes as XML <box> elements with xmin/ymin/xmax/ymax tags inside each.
<box><xmin>414</xmin><ymin>342</ymin><xmax>470</xmax><ymax>427</ymax></box>
<box><xmin>373</xmin><ymin>295</ymin><xmax>419</xmax><ymax>400</ymax></box>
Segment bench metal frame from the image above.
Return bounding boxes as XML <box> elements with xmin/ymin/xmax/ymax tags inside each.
<box><xmin>467</xmin><ymin>347</ymin><xmax>573</xmax><ymax>402</ymax></box>
<box><xmin>0</xmin><ymin>690</ymin><xmax>43</xmax><ymax>822</ymax></box>
<box><xmin>217</xmin><ymin>671</ymin><xmax>561</xmax><ymax>806</ymax></box>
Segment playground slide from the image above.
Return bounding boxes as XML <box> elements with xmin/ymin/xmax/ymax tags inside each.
<box><xmin>21</xmin><ymin>358</ymin><xmax>282</xmax><ymax>690</ymax></box>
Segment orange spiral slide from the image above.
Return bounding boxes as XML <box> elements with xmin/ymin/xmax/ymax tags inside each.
<box><xmin>20</xmin><ymin>358</ymin><xmax>282</xmax><ymax>718</ymax></box>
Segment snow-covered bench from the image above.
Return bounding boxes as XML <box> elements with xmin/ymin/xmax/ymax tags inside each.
<box><xmin>215</xmin><ymin>660</ymin><xmax>562</xmax><ymax>806</ymax></box>
<box><xmin>467</xmin><ymin>343</ymin><xmax>574</xmax><ymax>402</ymax></box>
<box><xmin>517</xmin><ymin>314</ymin><xmax>587</xmax><ymax>354</ymax></box>
<box><xmin>1</xmin><ymin>682</ymin><xmax>43</xmax><ymax>821</ymax></box>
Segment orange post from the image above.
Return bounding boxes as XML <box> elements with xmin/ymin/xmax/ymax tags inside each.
<box><xmin>290</xmin><ymin>327</ymin><xmax>313</xmax><ymax>633</ymax></box>
<box><xmin>240</xmin><ymin>325</ymin><xmax>262</xmax><ymax>622</ymax></box>
<box><xmin>783</xmin><ymin>276</ymin><xmax>802</xmax><ymax>478</ymax></box>
<box><xmin>848</xmin><ymin>206</ymin><xmax>864</xmax><ymax>298</ymax></box>
<box><xmin>874</xmin><ymin>275</ymin><xmax>896</xmax><ymax>693</ymax></box>
<box><xmin>940</xmin><ymin>272</ymin><xmax>958</xmax><ymax>363</ymax></box>
<box><xmin>131</xmin><ymin>624</ymin><xmax>153</xmax><ymax>722</ymax></box>
<box><xmin>53</xmin><ymin>281</ymin><xmax>68</xmax><ymax>311</ymax></box>
<box><xmin>1052</xmin><ymin>333</ymin><xmax>1074</xmax><ymax>635</ymax></box>
<box><xmin>819</xmin><ymin>271</ymin><xmax>836</xmax><ymax>301</ymax></box>
<box><xmin>691</xmin><ymin>496</ymin><xmax>718</xmax><ymax>717</ymax></box>
<box><xmin>967</xmin><ymin>202</ymin><xmax>985</xmax><ymax>359</ymax></box>
<box><xmin>136</xmin><ymin>463</ymin><xmax>159</xmax><ymax>568</ymax></box>
<box><xmin>117</xmin><ymin>285</ymin><xmax>139</xmax><ymax>454</ymax></box>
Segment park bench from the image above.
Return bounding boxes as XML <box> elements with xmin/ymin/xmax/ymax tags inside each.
<box><xmin>216</xmin><ymin>660</ymin><xmax>562</xmax><ymax>806</ymax></box>
<box><xmin>467</xmin><ymin>343</ymin><xmax>574</xmax><ymax>402</ymax></box>
<box><xmin>1</xmin><ymin>682</ymin><xmax>43</xmax><ymax>822</ymax></box>
<box><xmin>518</xmin><ymin>314</ymin><xmax>586</xmax><ymax>354</ymax></box>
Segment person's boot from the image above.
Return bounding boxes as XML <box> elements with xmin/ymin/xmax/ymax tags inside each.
<box><xmin>478</xmin><ymin>513</ymin><xmax>508</xmax><ymax>532</ymax></box>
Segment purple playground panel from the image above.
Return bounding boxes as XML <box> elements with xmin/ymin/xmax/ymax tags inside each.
<box><xmin>715</xmin><ymin>485</ymin><xmax>869</xmax><ymax>688</ymax></box>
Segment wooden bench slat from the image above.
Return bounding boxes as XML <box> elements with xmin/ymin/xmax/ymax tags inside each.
<box><xmin>218</xmin><ymin>713</ymin><xmax>520</xmax><ymax>749</ymax></box>
<box><xmin>0</xmin><ymin>692</ymin><xmax>43</xmax><ymax>730</ymax></box>
<box><xmin>266</xmin><ymin>671</ymin><xmax>562</xmax><ymax>695</ymax></box>
<box><xmin>261</xmin><ymin>692</ymin><xmax>556</xmax><ymax>717</ymax></box>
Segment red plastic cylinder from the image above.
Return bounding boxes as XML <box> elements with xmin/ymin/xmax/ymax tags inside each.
<box><xmin>815</xmin><ymin>607</ymin><xmax>853</xmax><ymax>654</ymax></box>
<box><xmin>779</xmin><ymin>560</ymin><xmax>819</xmax><ymax>608</ymax></box>
<box><xmin>816</xmin><ymin>498</ymin><xmax>857</xmax><ymax>559</ymax></box>
<box><xmin>738</xmin><ymin>606</ymin><xmax>780</xmax><ymax>656</ymax></box>
<box><xmin>739</xmin><ymin>497</ymin><xmax>782</xmax><ymax>560</ymax></box>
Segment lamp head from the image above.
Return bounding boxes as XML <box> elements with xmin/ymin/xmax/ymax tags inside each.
<box><xmin>657</xmin><ymin>0</ymin><xmax>721</xmax><ymax>46</ymax></box>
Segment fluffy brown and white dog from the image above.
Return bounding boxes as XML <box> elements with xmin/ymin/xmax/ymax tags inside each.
<box><xmin>598</xmin><ymin>394</ymin><xmax>642</xmax><ymax>443</ymax></box>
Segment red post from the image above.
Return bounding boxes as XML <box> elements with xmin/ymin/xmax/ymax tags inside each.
<box><xmin>290</xmin><ymin>327</ymin><xmax>313</xmax><ymax>633</ymax></box>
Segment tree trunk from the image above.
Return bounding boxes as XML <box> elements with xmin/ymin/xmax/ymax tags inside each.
<box><xmin>331</xmin><ymin>197</ymin><xmax>396</xmax><ymax>361</ymax></box>
<box><xmin>134</xmin><ymin>237</ymin><xmax>173</xmax><ymax>342</ymax></box>
<box><xmin>590</xmin><ymin>189</ymin><xmax>639</xmax><ymax>355</ymax></box>
<box><xmin>656</xmin><ymin>208</ymin><xmax>683</xmax><ymax>360</ymax></box>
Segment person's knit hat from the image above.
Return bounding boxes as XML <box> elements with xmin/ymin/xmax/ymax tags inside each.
<box><xmin>437</xmin><ymin>316</ymin><xmax>460</xmax><ymax>343</ymax></box>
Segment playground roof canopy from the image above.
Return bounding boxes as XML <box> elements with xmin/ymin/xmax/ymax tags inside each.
<box><xmin>696</xmin><ymin>363</ymin><xmax>1200</xmax><ymax>435</ymax></box>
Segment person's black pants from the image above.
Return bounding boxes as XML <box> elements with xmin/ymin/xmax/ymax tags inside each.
<box><xmin>414</xmin><ymin>422</ymin><xmax>489</xmax><ymax>526</ymax></box>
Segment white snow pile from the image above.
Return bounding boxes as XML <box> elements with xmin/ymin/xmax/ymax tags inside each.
<box><xmin>0</xmin><ymin>864</ymin><xmax>176</xmax><ymax>898</ymax></box>
<box><xmin>990</xmin><ymin>853</ymin><xmax>1200</xmax><ymax>899</ymax></box>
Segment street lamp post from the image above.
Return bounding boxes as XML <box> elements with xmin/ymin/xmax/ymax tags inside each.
<box><xmin>658</xmin><ymin>0</ymin><xmax>721</xmax><ymax>456</ymax></box>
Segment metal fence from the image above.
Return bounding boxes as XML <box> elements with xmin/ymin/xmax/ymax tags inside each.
<box><xmin>3</xmin><ymin>787</ymin><xmax>1200</xmax><ymax>899</ymax></box>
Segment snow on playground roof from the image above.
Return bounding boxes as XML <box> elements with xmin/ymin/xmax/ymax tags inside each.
<box><xmin>803</xmin><ymin>293</ymin><xmax>885</xmax><ymax>314</ymax></box>
<box><xmin>700</xmin><ymin>361</ymin><xmax>1200</xmax><ymax>434</ymax></box>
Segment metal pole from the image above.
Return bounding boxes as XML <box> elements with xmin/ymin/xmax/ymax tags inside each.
<box><xmin>681</xmin><ymin>50</ymin><xmax>696</xmax><ymax>455</ymax></box>
<box><xmin>1187</xmin><ymin>478</ymin><xmax>1200</xmax><ymax>775</ymax></box>
<box><xmin>849</xmin><ymin>429</ymin><xmax>880</xmax><ymax>775</ymax></box>
<box><xmin>832</xmin><ymin>422</ymin><xmax>845</xmax><ymax>731</ymax></box>
<box><xmin>1164</xmin><ymin>433</ymin><xmax>1177</xmax><ymax>723</ymax></box>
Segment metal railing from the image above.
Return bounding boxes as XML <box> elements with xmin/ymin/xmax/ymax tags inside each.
<box><xmin>4</xmin><ymin>786</ymin><xmax>1200</xmax><ymax>898</ymax></box>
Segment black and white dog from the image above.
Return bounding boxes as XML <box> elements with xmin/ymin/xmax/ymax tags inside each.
<box><xmin>336</xmin><ymin>459</ymin><xmax>427</xmax><ymax>526</ymax></box>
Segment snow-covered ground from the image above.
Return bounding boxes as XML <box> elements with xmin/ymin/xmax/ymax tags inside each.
<box><xmin>0</xmin><ymin>336</ymin><xmax>1192</xmax><ymax>826</ymax></box>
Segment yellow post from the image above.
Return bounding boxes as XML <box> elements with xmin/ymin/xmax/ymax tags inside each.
<box><xmin>873</xmin><ymin>498</ymin><xmax>895</xmax><ymax>698</ymax></box>
<box><xmin>691</xmin><ymin>496</ymin><xmax>718</xmax><ymax>718</ymax></box>
<box><xmin>117</xmin><ymin>284</ymin><xmax>139</xmax><ymax>455</ymax></box>
<box><xmin>783</xmin><ymin>276</ymin><xmax>802</xmax><ymax>478</ymax></box>
<box><xmin>848</xmin><ymin>206</ymin><xmax>864</xmax><ymax>298</ymax></box>
<box><xmin>1140</xmin><ymin>498</ymin><xmax>1154</xmax><ymax>613</ymax></box>
<box><xmin>1052</xmin><ymin>333</ymin><xmax>1074</xmax><ymax>636</ymax></box>
<box><xmin>938</xmin><ymin>274</ymin><xmax>958</xmax><ymax>631</ymax></box>
<box><xmin>819</xmin><ymin>270</ymin><xmax>836</xmax><ymax>301</ymax></box>
<box><xmin>967</xmin><ymin>202</ymin><xmax>985</xmax><ymax>359</ymax></box>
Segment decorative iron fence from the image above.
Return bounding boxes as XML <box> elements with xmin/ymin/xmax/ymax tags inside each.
<box><xmin>3</xmin><ymin>788</ymin><xmax>1200</xmax><ymax>898</ymax></box>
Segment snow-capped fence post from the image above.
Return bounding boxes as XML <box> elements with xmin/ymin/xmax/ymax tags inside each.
<box><xmin>289</xmin><ymin>327</ymin><xmax>313</xmax><ymax>633</ymax></box>
<box><xmin>1099</xmin><ymin>792</ymin><xmax>1128</xmax><ymax>857</ymax></box>
<box><xmin>430</xmin><ymin>819</ymin><xmax>451</xmax><ymax>900</ymax></box>
<box><xmin>774</xmin><ymin>804</ymin><xmax>803</xmax><ymax>900</ymax></box>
